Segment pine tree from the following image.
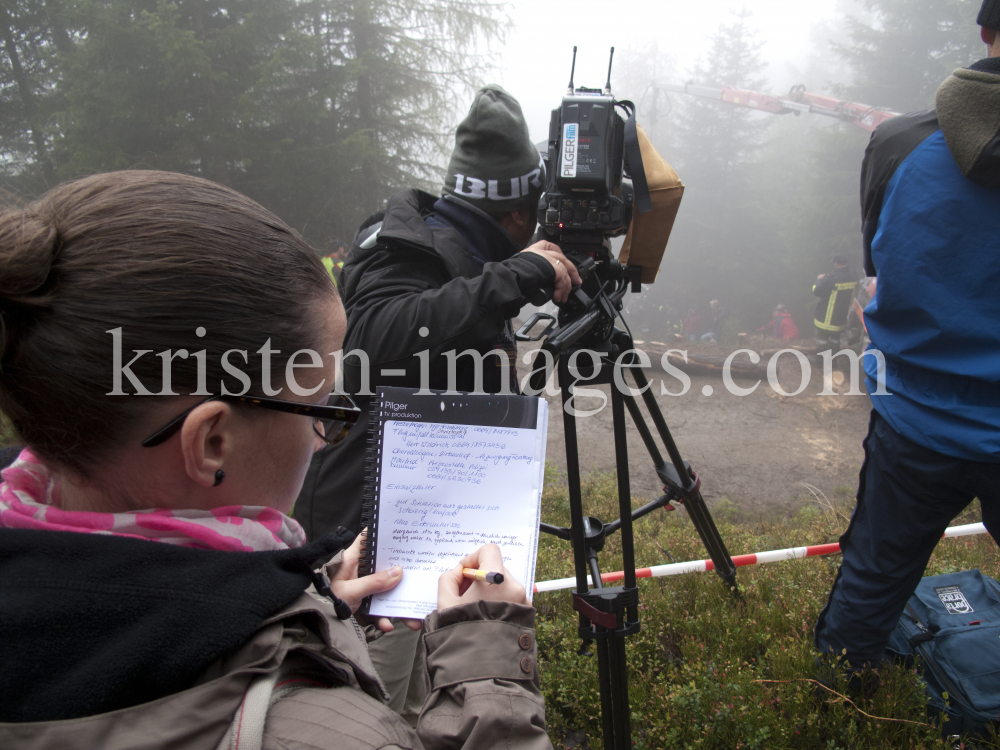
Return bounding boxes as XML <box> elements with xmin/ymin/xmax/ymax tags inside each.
<box><xmin>613</xmin><ymin>42</ymin><xmax>677</xmax><ymax>159</ymax></box>
<box><xmin>774</xmin><ymin>121</ymin><xmax>870</xmax><ymax>330</ymax></box>
<box><xmin>0</xmin><ymin>0</ymin><xmax>67</xmax><ymax>191</ymax></box>
<box><xmin>0</xmin><ymin>0</ymin><xmax>505</xmax><ymax>245</ymax></box>
<box><xmin>835</xmin><ymin>0</ymin><xmax>983</xmax><ymax>112</ymax></box>
<box><xmin>673</xmin><ymin>9</ymin><xmax>769</xmax><ymax>194</ymax></box>
<box><xmin>658</xmin><ymin>9</ymin><xmax>773</xmax><ymax>330</ymax></box>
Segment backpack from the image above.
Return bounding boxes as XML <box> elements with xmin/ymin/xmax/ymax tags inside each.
<box><xmin>886</xmin><ymin>569</ymin><xmax>1000</xmax><ymax>736</ymax></box>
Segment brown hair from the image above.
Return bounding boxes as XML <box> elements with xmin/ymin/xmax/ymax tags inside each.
<box><xmin>0</xmin><ymin>170</ymin><xmax>335</xmax><ymax>477</ymax></box>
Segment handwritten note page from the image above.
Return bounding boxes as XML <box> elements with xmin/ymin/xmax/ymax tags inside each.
<box><xmin>368</xmin><ymin>404</ymin><xmax>548</xmax><ymax>619</ymax></box>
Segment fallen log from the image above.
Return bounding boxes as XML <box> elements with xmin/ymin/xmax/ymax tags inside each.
<box><xmin>758</xmin><ymin>344</ymin><xmax>818</xmax><ymax>357</ymax></box>
<box><xmin>632</xmin><ymin>345</ymin><xmax>767</xmax><ymax>378</ymax></box>
<box><xmin>664</xmin><ymin>350</ymin><xmax>766</xmax><ymax>378</ymax></box>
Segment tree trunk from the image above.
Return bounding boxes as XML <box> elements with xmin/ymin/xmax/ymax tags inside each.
<box><xmin>1</xmin><ymin>3</ymin><xmax>55</xmax><ymax>185</ymax></box>
<box><xmin>351</xmin><ymin>0</ymin><xmax>380</xmax><ymax>214</ymax></box>
<box><xmin>188</xmin><ymin>0</ymin><xmax>230</xmax><ymax>186</ymax></box>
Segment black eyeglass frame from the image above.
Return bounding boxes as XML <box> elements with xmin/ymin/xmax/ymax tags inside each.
<box><xmin>140</xmin><ymin>393</ymin><xmax>361</xmax><ymax>448</ymax></box>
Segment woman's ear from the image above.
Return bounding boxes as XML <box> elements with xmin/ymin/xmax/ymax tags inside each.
<box><xmin>179</xmin><ymin>401</ymin><xmax>233</xmax><ymax>487</ymax></box>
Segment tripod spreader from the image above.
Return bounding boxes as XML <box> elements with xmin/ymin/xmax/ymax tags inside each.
<box><xmin>539</xmin><ymin>521</ymin><xmax>571</xmax><ymax>540</ymax></box>
<box><xmin>604</xmin><ymin>492</ymin><xmax>675</xmax><ymax>533</ymax></box>
<box><xmin>542</xmin><ymin>492</ymin><xmax>676</xmax><ymax>542</ymax></box>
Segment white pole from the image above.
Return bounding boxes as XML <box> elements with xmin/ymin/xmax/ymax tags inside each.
<box><xmin>533</xmin><ymin>523</ymin><xmax>989</xmax><ymax>594</ymax></box>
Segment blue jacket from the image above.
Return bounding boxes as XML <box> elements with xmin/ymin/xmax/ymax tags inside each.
<box><xmin>861</xmin><ymin>58</ymin><xmax>1000</xmax><ymax>461</ymax></box>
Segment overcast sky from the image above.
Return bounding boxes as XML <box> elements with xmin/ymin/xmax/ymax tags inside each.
<box><xmin>494</xmin><ymin>0</ymin><xmax>843</xmax><ymax>142</ymax></box>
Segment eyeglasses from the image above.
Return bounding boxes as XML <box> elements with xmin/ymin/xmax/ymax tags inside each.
<box><xmin>141</xmin><ymin>393</ymin><xmax>361</xmax><ymax>448</ymax></box>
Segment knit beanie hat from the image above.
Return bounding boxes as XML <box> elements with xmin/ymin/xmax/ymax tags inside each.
<box><xmin>980</xmin><ymin>0</ymin><xmax>1000</xmax><ymax>30</ymax></box>
<box><xmin>442</xmin><ymin>84</ymin><xmax>545</xmax><ymax>214</ymax></box>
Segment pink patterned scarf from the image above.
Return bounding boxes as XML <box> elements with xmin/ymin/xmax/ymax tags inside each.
<box><xmin>0</xmin><ymin>448</ymin><xmax>306</xmax><ymax>551</ymax></box>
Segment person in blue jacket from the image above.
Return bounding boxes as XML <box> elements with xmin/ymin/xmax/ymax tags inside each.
<box><xmin>814</xmin><ymin>0</ymin><xmax>1000</xmax><ymax>668</ymax></box>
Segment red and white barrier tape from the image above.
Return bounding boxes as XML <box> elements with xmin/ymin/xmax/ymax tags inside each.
<box><xmin>532</xmin><ymin>522</ymin><xmax>988</xmax><ymax>594</ymax></box>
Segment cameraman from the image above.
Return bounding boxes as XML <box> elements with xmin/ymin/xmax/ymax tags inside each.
<box><xmin>294</xmin><ymin>84</ymin><xmax>579</xmax><ymax>720</ymax></box>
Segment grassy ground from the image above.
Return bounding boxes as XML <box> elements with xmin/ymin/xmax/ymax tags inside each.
<box><xmin>534</xmin><ymin>468</ymin><xmax>1000</xmax><ymax>749</ymax></box>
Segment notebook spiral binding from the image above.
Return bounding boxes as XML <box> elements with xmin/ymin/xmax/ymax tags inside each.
<box><xmin>358</xmin><ymin>387</ymin><xmax>385</xmax><ymax>586</ymax></box>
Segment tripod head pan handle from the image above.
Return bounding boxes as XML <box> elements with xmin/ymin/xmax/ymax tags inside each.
<box><xmin>515</xmin><ymin>312</ymin><xmax>557</xmax><ymax>342</ymax></box>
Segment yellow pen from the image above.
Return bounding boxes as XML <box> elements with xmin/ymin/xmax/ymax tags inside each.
<box><xmin>462</xmin><ymin>568</ymin><xmax>505</xmax><ymax>584</ymax></box>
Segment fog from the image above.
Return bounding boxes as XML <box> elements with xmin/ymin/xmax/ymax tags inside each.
<box><xmin>1</xmin><ymin>0</ymin><xmax>986</xmax><ymax>337</ymax></box>
<box><xmin>479</xmin><ymin>0</ymin><xmax>985</xmax><ymax>337</ymax></box>
<box><xmin>499</xmin><ymin>0</ymin><xmax>842</xmax><ymax>142</ymax></box>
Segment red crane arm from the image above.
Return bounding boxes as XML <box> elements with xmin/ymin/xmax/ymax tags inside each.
<box><xmin>655</xmin><ymin>82</ymin><xmax>899</xmax><ymax>132</ymax></box>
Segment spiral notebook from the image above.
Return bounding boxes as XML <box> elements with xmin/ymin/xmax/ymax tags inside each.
<box><xmin>359</xmin><ymin>386</ymin><xmax>548</xmax><ymax>619</ymax></box>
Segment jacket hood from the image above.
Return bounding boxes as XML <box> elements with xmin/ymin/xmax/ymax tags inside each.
<box><xmin>341</xmin><ymin>189</ymin><xmax>480</xmax><ymax>299</ymax></box>
<box><xmin>936</xmin><ymin>60</ymin><xmax>1000</xmax><ymax>187</ymax></box>
<box><xmin>0</xmin><ymin>527</ymin><xmax>350</xmax><ymax>723</ymax></box>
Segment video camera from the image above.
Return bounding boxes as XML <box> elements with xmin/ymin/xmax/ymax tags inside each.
<box><xmin>519</xmin><ymin>47</ymin><xmax>650</xmax><ymax>384</ymax></box>
<box><xmin>539</xmin><ymin>47</ymin><xmax>635</xmax><ymax>252</ymax></box>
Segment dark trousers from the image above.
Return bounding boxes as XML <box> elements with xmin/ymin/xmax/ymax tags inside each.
<box><xmin>814</xmin><ymin>325</ymin><xmax>842</xmax><ymax>351</ymax></box>
<box><xmin>814</xmin><ymin>411</ymin><xmax>1000</xmax><ymax>665</ymax></box>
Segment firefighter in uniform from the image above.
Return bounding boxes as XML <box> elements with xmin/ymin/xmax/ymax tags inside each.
<box><xmin>812</xmin><ymin>254</ymin><xmax>857</xmax><ymax>350</ymax></box>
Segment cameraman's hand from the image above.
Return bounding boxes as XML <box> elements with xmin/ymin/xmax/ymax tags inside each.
<box><xmin>438</xmin><ymin>543</ymin><xmax>529</xmax><ymax>610</ymax></box>
<box><xmin>522</xmin><ymin>241</ymin><xmax>581</xmax><ymax>304</ymax></box>
<box><xmin>332</xmin><ymin>530</ymin><xmax>421</xmax><ymax>633</ymax></box>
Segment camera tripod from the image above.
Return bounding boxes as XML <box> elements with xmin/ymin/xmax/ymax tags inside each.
<box><xmin>538</xmin><ymin>329</ymin><xmax>739</xmax><ymax>750</ymax></box>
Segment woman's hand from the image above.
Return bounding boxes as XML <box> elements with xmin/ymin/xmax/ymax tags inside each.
<box><xmin>438</xmin><ymin>543</ymin><xmax>529</xmax><ymax>610</ymax></box>
<box><xmin>331</xmin><ymin>530</ymin><xmax>420</xmax><ymax>633</ymax></box>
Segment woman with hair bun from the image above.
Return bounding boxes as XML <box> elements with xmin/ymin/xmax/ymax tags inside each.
<box><xmin>0</xmin><ymin>171</ymin><xmax>550</xmax><ymax>750</ymax></box>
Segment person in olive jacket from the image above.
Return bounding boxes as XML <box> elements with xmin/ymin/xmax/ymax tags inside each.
<box><xmin>0</xmin><ymin>170</ymin><xmax>552</xmax><ymax>750</ymax></box>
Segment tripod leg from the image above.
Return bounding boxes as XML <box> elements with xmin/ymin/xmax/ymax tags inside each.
<box><xmin>606</xmin><ymin>630</ymin><xmax>631</xmax><ymax>750</ymax></box>
<box><xmin>631</xmin><ymin>367</ymin><xmax>694</xmax><ymax>480</ymax></box>
<box><xmin>560</xmin><ymin>358</ymin><xmax>591</xmax><ymax>597</ymax></box>
<box><xmin>629</xmin><ymin>367</ymin><xmax>741</xmax><ymax>594</ymax></box>
<box><xmin>615</xmin><ymin>635</ymin><xmax>631</xmax><ymax>749</ymax></box>
<box><xmin>621</xmin><ymin>393</ymin><xmax>668</xmax><ymax>471</ymax></box>
<box><xmin>610</xmin><ymin>387</ymin><xmax>638</xmax><ymax>610</ymax></box>
<box><xmin>596</xmin><ymin>637</ymin><xmax>614</xmax><ymax>745</ymax></box>
<box><xmin>609</xmin><ymin>378</ymin><xmax>638</xmax><ymax>749</ymax></box>
<box><xmin>681</xmin><ymin>491</ymin><xmax>739</xmax><ymax>590</ymax></box>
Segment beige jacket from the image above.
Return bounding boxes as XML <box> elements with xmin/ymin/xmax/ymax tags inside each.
<box><xmin>0</xmin><ymin>589</ymin><xmax>551</xmax><ymax>750</ymax></box>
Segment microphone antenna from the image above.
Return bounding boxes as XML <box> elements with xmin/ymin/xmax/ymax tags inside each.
<box><xmin>604</xmin><ymin>47</ymin><xmax>615</xmax><ymax>95</ymax></box>
<box><xmin>567</xmin><ymin>46</ymin><xmax>578</xmax><ymax>94</ymax></box>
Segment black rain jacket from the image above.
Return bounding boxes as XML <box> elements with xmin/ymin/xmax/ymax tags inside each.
<box><xmin>293</xmin><ymin>190</ymin><xmax>554</xmax><ymax>539</ymax></box>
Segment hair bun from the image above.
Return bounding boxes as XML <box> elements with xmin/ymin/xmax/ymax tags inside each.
<box><xmin>0</xmin><ymin>210</ymin><xmax>60</xmax><ymax>305</ymax></box>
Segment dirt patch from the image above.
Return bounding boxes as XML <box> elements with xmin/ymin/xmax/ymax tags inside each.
<box><xmin>517</xmin><ymin>339</ymin><xmax>870</xmax><ymax>521</ymax></box>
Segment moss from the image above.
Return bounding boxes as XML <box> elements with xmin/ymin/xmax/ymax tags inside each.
<box><xmin>536</xmin><ymin>469</ymin><xmax>1000</xmax><ymax>750</ymax></box>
